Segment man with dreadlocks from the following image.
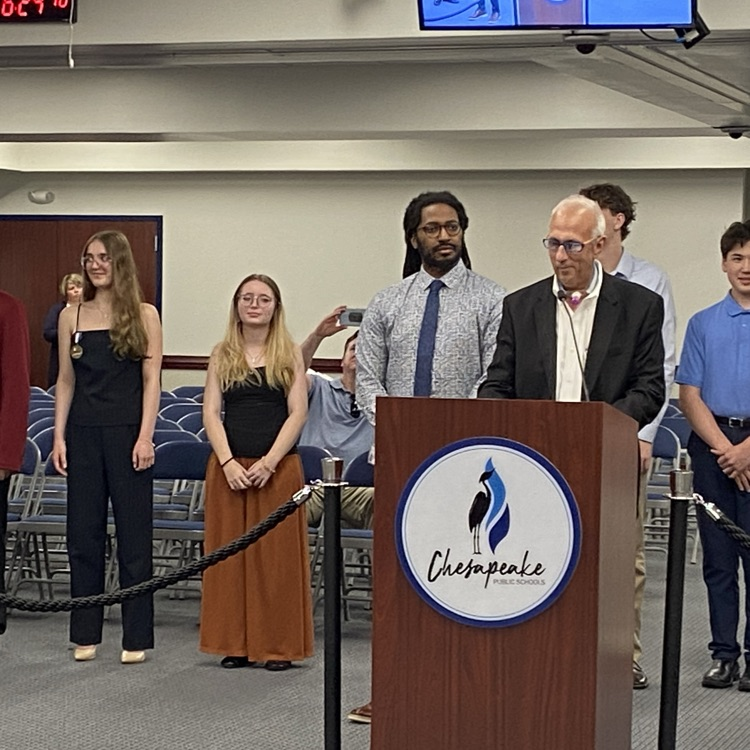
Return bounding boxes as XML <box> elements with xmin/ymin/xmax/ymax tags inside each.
<box><xmin>349</xmin><ymin>190</ymin><xmax>506</xmax><ymax>724</ymax></box>
<box><xmin>356</xmin><ymin>190</ymin><xmax>506</xmax><ymax>428</ymax></box>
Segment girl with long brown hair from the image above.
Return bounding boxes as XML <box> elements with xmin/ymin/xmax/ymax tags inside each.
<box><xmin>53</xmin><ymin>230</ymin><xmax>162</xmax><ymax>664</ymax></box>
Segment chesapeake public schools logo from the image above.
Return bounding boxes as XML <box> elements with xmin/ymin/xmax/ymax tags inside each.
<box><xmin>395</xmin><ymin>437</ymin><xmax>581</xmax><ymax>628</ymax></box>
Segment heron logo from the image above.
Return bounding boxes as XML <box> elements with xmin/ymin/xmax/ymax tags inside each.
<box><xmin>469</xmin><ymin>459</ymin><xmax>510</xmax><ymax>555</ymax></box>
<box><xmin>396</xmin><ymin>437</ymin><xmax>581</xmax><ymax>628</ymax></box>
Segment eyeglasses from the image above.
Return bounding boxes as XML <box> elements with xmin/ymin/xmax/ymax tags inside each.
<box><xmin>418</xmin><ymin>221</ymin><xmax>462</xmax><ymax>238</ymax></box>
<box><xmin>81</xmin><ymin>253</ymin><xmax>112</xmax><ymax>266</ymax></box>
<box><xmin>349</xmin><ymin>392</ymin><xmax>361</xmax><ymax>419</ymax></box>
<box><xmin>237</xmin><ymin>294</ymin><xmax>274</xmax><ymax>306</ymax></box>
<box><xmin>542</xmin><ymin>237</ymin><xmax>599</xmax><ymax>255</ymax></box>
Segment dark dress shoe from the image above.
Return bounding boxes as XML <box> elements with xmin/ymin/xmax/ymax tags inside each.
<box><xmin>633</xmin><ymin>661</ymin><xmax>649</xmax><ymax>690</ymax></box>
<box><xmin>702</xmin><ymin>659</ymin><xmax>739</xmax><ymax>688</ymax></box>
<box><xmin>221</xmin><ymin>656</ymin><xmax>251</xmax><ymax>669</ymax></box>
<box><xmin>264</xmin><ymin>660</ymin><xmax>292</xmax><ymax>671</ymax></box>
<box><xmin>738</xmin><ymin>664</ymin><xmax>750</xmax><ymax>692</ymax></box>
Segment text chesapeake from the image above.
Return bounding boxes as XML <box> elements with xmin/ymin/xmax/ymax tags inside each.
<box><xmin>427</xmin><ymin>548</ymin><xmax>546</xmax><ymax>589</ymax></box>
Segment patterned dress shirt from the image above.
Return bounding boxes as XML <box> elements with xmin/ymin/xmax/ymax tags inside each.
<box><xmin>356</xmin><ymin>262</ymin><xmax>506</xmax><ymax>424</ymax></box>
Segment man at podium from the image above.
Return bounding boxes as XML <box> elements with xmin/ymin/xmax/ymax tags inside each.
<box><xmin>479</xmin><ymin>194</ymin><xmax>664</xmax><ymax>431</ymax></box>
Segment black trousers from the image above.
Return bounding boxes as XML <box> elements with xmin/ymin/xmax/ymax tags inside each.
<box><xmin>66</xmin><ymin>424</ymin><xmax>154</xmax><ymax>650</ymax></box>
<box><xmin>0</xmin><ymin>475</ymin><xmax>9</xmax><ymax>634</ymax></box>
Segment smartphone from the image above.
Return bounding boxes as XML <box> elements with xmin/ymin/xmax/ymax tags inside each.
<box><xmin>339</xmin><ymin>308</ymin><xmax>365</xmax><ymax>327</ymax></box>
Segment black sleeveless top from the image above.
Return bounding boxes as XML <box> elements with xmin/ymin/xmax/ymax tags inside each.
<box><xmin>223</xmin><ymin>368</ymin><xmax>291</xmax><ymax>458</ymax></box>
<box><xmin>69</xmin><ymin>329</ymin><xmax>143</xmax><ymax>427</ymax></box>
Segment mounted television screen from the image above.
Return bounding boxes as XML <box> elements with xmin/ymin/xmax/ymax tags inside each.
<box><xmin>419</xmin><ymin>0</ymin><xmax>695</xmax><ymax>31</ymax></box>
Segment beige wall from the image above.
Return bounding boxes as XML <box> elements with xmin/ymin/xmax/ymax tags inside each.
<box><xmin>0</xmin><ymin>169</ymin><xmax>742</xmax><ymax>381</ymax></box>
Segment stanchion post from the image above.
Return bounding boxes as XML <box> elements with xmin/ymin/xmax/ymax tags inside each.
<box><xmin>657</xmin><ymin>469</ymin><xmax>692</xmax><ymax>750</ymax></box>
<box><xmin>322</xmin><ymin>457</ymin><xmax>345</xmax><ymax>750</ymax></box>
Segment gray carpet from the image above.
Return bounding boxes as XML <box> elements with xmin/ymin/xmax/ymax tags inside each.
<box><xmin>2</xmin><ymin>550</ymin><xmax>750</xmax><ymax>750</ymax></box>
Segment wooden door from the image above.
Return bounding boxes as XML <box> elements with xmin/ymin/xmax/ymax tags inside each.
<box><xmin>0</xmin><ymin>216</ymin><xmax>161</xmax><ymax>387</ymax></box>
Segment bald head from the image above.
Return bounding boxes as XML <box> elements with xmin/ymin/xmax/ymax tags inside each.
<box><xmin>546</xmin><ymin>194</ymin><xmax>606</xmax><ymax>292</ymax></box>
<box><xmin>549</xmin><ymin>195</ymin><xmax>606</xmax><ymax>238</ymax></box>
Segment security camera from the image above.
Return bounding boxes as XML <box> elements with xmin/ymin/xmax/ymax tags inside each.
<box><xmin>27</xmin><ymin>189</ymin><xmax>55</xmax><ymax>204</ymax></box>
<box><xmin>717</xmin><ymin>126</ymin><xmax>750</xmax><ymax>140</ymax></box>
<box><xmin>563</xmin><ymin>32</ymin><xmax>608</xmax><ymax>56</ymax></box>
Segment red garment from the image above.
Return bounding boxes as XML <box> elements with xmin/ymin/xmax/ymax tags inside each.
<box><xmin>0</xmin><ymin>291</ymin><xmax>30</xmax><ymax>472</ymax></box>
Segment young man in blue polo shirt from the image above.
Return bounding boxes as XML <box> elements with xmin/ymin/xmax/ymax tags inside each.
<box><xmin>678</xmin><ymin>220</ymin><xmax>750</xmax><ymax>690</ymax></box>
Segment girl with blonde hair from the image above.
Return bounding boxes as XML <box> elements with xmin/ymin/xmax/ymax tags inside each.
<box><xmin>200</xmin><ymin>273</ymin><xmax>313</xmax><ymax>670</ymax></box>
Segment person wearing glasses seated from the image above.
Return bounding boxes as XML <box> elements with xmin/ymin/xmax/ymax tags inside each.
<box><xmin>53</xmin><ymin>230</ymin><xmax>162</xmax><ymax>665</ymax></box>
<box><xmin>200</xmin><ymin>274</ymin><xmax>312</xmax><ymax>672</ymax></box>
<box><xmin>478</xmin><ymin>194</ymin><xmax>664</xmax><ymax>431</ymax></box>
<box><xmin>300</xmin><ymin>310</ymin><xmax>374</xmax><ymax>529</ymax></box>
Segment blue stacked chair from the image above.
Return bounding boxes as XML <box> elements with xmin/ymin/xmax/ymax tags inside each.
<box><xmin>171</xmin><ymin>385</ymin><xmax>204</xmax><ymax>400</ymax></box>
<box><xmin>8</xmin><ymin>429</ymin><xmax>74</xmax><ymax>598</ymax></box>
<box><xmin>151</xmin><ymin>441</ymin><xmax>213</xmax><ymax>595</ymax></box>
<box><xmin>160</xmin><ymin>401</ymin><xmax>201</xmax><ymax>423</ymax></box>
<box><xmin>177</xmin><ymin>411</ymin><xmax>203</xmax><ymax>435</ymax></box>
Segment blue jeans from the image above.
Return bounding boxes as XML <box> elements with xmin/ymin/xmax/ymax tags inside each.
<box><xmin>689</xmin><ymin>427</ymin><xmax>750</xmax><ymax>661</ymax></box>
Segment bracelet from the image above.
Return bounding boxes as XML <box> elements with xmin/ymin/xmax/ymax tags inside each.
<box><xmin>220</xmin><ymin>457</ymin><xmax>235</xmax><ymax>468</ymax></box>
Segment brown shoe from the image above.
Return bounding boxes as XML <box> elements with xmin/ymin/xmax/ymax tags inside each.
<box><xmin>347</xmin><ymin>701</ymin><xmax>372</xmax><ymax>724</ymax></box>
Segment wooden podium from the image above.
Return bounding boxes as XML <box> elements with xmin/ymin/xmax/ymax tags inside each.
<box><xmin>371</xmin><ymin>398</ymin><xmax>637</xmax><ymax>750</ymax></box>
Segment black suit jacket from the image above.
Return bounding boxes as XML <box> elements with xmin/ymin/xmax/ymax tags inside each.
<box><xmin>478</xmin><ymin>273</ymin><xmax>665</xmax><ymax>429</ymax></box>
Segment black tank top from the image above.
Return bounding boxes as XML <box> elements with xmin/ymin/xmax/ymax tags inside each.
<box><xmin>223</xmin><ymin>368</ymin><xmax>291</xmax><ymax>458</ymax></box>
<box><xmin>69</xmin><ymin>323</ymin><xmax>143</xmax><ymax>427</ymax></box>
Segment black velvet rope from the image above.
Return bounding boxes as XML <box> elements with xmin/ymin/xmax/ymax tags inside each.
<box><xmin>695</xmin><ymin>498</ymin><xmax>750</xmax><ymax>551</ymax></box>
<box><xmin>0</xmin><ymin>490</ymin><xmax>307</xmax><ymax>613</ymax></box>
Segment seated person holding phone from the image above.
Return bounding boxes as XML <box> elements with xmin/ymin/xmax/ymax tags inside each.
<box><xmin>300</xmin><ymin>306</ymin><xmax>374</xmax><ymax>529</ymax></box>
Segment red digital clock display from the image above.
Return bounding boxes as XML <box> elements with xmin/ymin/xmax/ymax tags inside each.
<box><xmin>0</xmin><ymin>0</ymin><xmax>76</xmax><ymax>22</ymax></box>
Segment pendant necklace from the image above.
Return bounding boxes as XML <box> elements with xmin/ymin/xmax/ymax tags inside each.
<box><xmin>70</xmin><ymin>331</ymin><xmax>83</xmax><ymax>360</ymax></box>
<box><xmin>247</xmin><ymin>349</ymin><xmax>264</xmax><ymax>366</ymax></box>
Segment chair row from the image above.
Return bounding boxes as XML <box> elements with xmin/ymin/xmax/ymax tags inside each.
<box><xmin>33</xmin><ymin>384</ymin><xmax>204</xmax><ymax>399</ymax></box>
<box><xmin>5</xmin><ymin>437</ymin><xmax>213</xmax><ymax>599</ymax></box>
<box><xmin>299</xmin><ymin>446</ymin><xmax>374</xmax><ymax>617</ymax></box>
<box><xmin>644</xmin><ymin>419</ymin><xmax>700</xmax><ymax>563</ymax></box>
<box><xmin>28</xmin><ymin>413</ymin><xmax>206</xmax><ymax>441</ymax></box>
<box><xmin>6</xmin><ymin>440</ymin><xmax>367</xmax><ymax>606</ymax></box>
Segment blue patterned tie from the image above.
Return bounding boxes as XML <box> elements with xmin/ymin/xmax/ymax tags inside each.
<box><xmin>414</xmin><ymin>279</ymin><xmax>444</xmax><ymax>396</ymax></box>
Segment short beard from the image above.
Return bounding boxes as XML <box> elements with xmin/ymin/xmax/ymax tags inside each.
<box><xmin>418</xmin><ymin>242</ymin><xmax>462</xmax><ymax>274</ymax></box>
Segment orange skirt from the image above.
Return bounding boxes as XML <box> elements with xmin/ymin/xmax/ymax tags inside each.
<box><xmin>199</xmin><ymin>453</ymin><xmax>314</xmax><ymax>662</ymax></box>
